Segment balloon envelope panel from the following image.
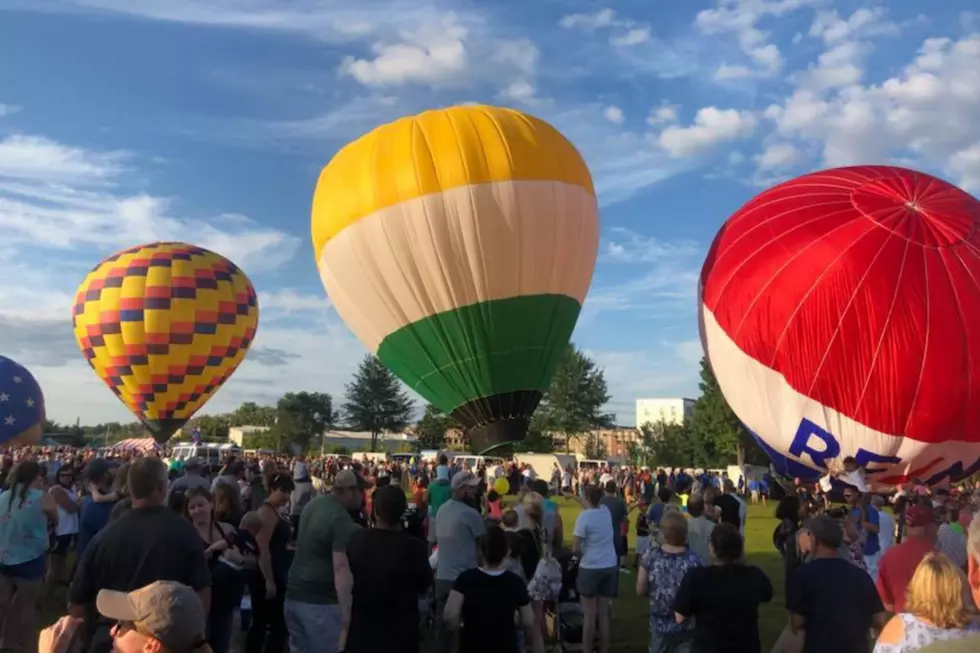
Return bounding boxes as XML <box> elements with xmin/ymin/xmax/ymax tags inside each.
<box><xmin>72</xmin><ymin>242</ymin><xmax>259</xmax><ymax>442</ymax></box>
<box><xmin>311</xmin><ymin>105</ymin><xmax>599</xmax><ymax>451</ymax></box>
<box><xmin>0</xmin><ymin>355</ymin><xmax>45</xmax><ymax>447</ymax></box>
<box><xmin>700</xmin><ymin>166</ymin><xmax>980</xmax><ymax>487</ymax></box>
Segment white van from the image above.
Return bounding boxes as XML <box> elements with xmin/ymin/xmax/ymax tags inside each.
<box><xmin>453</xmin><ymin>455</ymin><xmax>506</xmax><ymax>470</ymax></box>
<box><xmin>170</xmin><ymin>443</ymin><xmax>226</xmax><ymax>470</ymax></box>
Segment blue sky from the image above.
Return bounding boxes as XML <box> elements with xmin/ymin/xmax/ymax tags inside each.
<box><xmin>1</xmin><ymin>0</ymin><xmax>978</xmax><ymax>427</ymax></box>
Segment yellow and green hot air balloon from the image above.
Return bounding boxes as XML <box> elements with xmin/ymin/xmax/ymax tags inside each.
<box><xmin>72</xmin><ymin>242</ymin><xmax>259</xmax><ymax>443</ymax></box>
<box><xmin>311</xmin><ymin>105</ymin><xmax>599</xmax><ymax>452</ymax></box>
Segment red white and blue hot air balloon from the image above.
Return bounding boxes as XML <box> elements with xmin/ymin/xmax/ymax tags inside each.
<box><xmin>0</xmin><ymin>355</ymin><xmax>46</xmax><ymax>447</ymax></box>
<box><xmin>699</xmin><ymin>166</ymin><xmax>980</xmax><ymax>488</ymax></box>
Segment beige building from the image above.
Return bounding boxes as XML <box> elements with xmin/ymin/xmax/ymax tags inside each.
<box><xmin>635</xmin><ymin>397</ymin><xmax>696</xmax><ymax>428</ymax></box>
<box><xmin>228</xmin><ymin>425</ymin><xmax>269</xmax><ymax>447</ymax></box>
<box><xmin>554</xmin><ymin>427</ymin><xmax>641</xmax><ymax>458</ymax></box>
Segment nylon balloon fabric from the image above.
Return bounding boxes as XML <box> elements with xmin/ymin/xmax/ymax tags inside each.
<box><xmin>700</xmin><ymin>166</ymin><xmax>980</xmax><ymax>487</ymax></box>
<box><xmin>311</xmin><ymin>105</ymin><xmax>599</xmax><ymax>452</ymax></box>
<box><xmin>72</xmin><ymin>242</ymin><xmax>259</xmax><ymax>443</ymax></box>
<box><xmin>0</xmin><ymin>355</ymin><xmax>45</xmax><ymax>447</ymax></box>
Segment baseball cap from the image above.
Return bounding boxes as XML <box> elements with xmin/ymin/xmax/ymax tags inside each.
<box><xmin>96</xmin><ymin>581</ymin><xmax>206</xmax><ymax>650</ymax></box>
<box><xmin>334</xmin><ymin>469</ymin><xmax>371</xmax><ymax>491</ymax></box>
<box><xmin>906</xmin><ymin>505</ymin><xmax>939</xmax><ymax>528</ymax></box>
<box><xmin>183</xmin><ymin>457</ymin><xmax>204</xmax><ymax>470</ymax></box>
<box><xmin>451</xmin><ymin>470</ymin><xmax>481</xmax><ymax>490</ymax></box>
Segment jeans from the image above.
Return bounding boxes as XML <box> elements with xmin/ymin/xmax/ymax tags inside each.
<box><xmin>864</xmin><ymin>550</ymin><xmax>882</xmax><ymax>581</ymax></box>
<box><xmin>284</xmin><ymin>600</ymin><xmax>343</xmax><ymax>653</ymax></box>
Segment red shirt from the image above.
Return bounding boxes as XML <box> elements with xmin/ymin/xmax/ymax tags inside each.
<box><xmin>876</xmin><ymin>536</ymin><xmax>936</xmax><ymax>612</ymax></box>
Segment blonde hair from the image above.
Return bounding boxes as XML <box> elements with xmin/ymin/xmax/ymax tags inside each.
<box><xmin>660</xmin><ymin>511</ymin><xmax>688</xmax><ymax>547</ymax></box>
<box><xmin>521</xmin><ymin>492</ymin><xmax>549</xmax><ymax>557</ymax></box>
<box><xmin>904</xmin><ymin>553</ymin><xmax>974</xmax><ymax>629</ymax></box>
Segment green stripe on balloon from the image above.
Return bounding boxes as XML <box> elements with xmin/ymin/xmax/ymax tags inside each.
<box><xmin>376</xmin><ymin>293</ymin><xmax>582</xmax><ymax>413</ymax></box>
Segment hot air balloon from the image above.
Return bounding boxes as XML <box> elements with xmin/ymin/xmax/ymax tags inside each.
<box><xmin>700</xmin><ymin>165</ymin><xmax>980</xmax><ymax>488</ymax></box>
<box><xmin>311</xmin><ymin>105</ymin><xmax>599</xmax><ymax>453</ymax></box>
<box><xmin>72</xmin><ymin>242</ymin><xmax>259</xmax><ymax>443</ymax></box>
<box><xmin>0</xmin><ymin>355</ymin><xmax>45</xmax><ymax>447</ymax></box>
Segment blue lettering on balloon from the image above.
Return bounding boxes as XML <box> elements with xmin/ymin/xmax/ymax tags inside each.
<box><xmin>786</xmin><ymin>419</ymin><xmax>978</xmax><ymax>485</ymax></box>
<box><xmin>924</xmin><ymin>457</ymin><xmax>980</xmax><ymax>486</ymax></box>
<box><xmin>789</xmin><ymin>419</ymin><xmax>841</xmax><ymax>470</ymax></box>
<box><xmin>854</xmin><ymin>449</ymin><xmax>902</xmax><ymax>476</ymax></box>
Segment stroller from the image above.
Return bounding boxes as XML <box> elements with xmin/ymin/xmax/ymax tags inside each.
<box><xmin>546</xmin><ymin>553</ymin><xmax>586</xmax><ymax>652</ymax></box>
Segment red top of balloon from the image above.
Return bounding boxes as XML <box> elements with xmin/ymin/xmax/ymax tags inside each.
<box><xmin>701</xmin><ymin>166</ymin><xmax>980</xmax><ymax>443</ymax></box>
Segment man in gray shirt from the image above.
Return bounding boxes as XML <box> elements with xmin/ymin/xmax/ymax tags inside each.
<box><xmin>166</xmin><ymin>457</ymin><xmax>210</xmax><ymax>503</ymax></box>
<box><xmin>433</xmin><ymin>471</ymin><xmax>485</xmax><ymax>653</ymax></box>
<box><xmin>599</xmin><ymin>480</ymin><xmax>628</xmax><ymax>569</ymax></box>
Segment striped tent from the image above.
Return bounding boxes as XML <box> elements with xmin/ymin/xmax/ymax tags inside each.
<box><xmin>110</xmin><ymin>437</ymin><xmax>161</xmax><ymax>453</ymax></box>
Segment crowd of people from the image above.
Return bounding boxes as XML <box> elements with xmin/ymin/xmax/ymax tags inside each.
<box><xmin>0</xmin><ymin>444</ymin><xmax>979</xmax><ymax>653</ymax></box>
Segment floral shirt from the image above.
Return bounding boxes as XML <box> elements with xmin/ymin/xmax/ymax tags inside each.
<box><xmin>641</xmin><ymin>546</ymin><xmax>702</xmax><ymax>634</ymax></box>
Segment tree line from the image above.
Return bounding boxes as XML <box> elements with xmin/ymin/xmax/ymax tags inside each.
<box><xmin>46</xmin><ymin>345</ymin><xmax>768</xmax><ymax>467</ymax></box>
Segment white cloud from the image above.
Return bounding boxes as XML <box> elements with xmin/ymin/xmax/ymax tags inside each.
<box><xmin>761</xmin><ymin>32</ymin><xmax>980</xmax><ymax>191</ymax></box>
<box><xmin>559</xmin><ymin>9</ymin><xmax>617</xmax><ymax>31</ymax></box>
<box><xmin>602</xmin><ymin>106</ymin><xmax>625</xmax><ymax>124</ymax></box>
<box><xmin>755</xmin><ymin>141</ymin><xmax>801</xmax><ymax>170</ymax></box>
<box><xmin>604</xmin><ymin>228</ymin><xmax>700</xmax><ymax>263</ymax></box>
<box><xmin>340</xmin><ymin>17</ymin><xmax>469</xmax><ymax>87</ymax></box>
<box><xmin>694</xmin><ymin>0</ymin><xmax>824</xmax><ymax>77</ymax></box>
<box><xmin>808</xmin><ymin>7</ymin><xmax>899</xmax><ymax>46</ymax></box>
<box><xmin>0</xmin><ymin>135</ymin><xmax>128</xmax><ymax>184</ymax></box>
<box><xmin>338</xmin><ymin>14</ymin><xmax>540</xmax><ymax>100</ymax></box>
<box><xmin>559</xmin><ymin>7</ymin><xmax>651</xmax><ymax>47</ymax></box>
<box><xmin>259</xmin><ymin>289</ymin><xmax>332</xmax><ymax>317</ymax></box>
<box><xmin>713</xmin><ymin>64</ymin><xmax>754</xmax><ymax>81</ymax></box>
<box><xmin>0</xmin><ymin>104</ymin><xmax>21</xmax><ymax>117</ymax></box>
<box><xmin>657</xmin><ymin>107</ymin><xmax>757</xmax><ymax>158</ymax></box>
<box><xmin>0</xmin><ymin>132</ymin><xmax>299</xmax><ymax>272</ymax></box>
<box><xmin>647</xmin><ymin>104</ymin><xmax>679</xmax><ymax>126</ymax></box>
<box><xmin>611</xmin><ymin>28</ymin><xmax>651</xmax><ymax>47</ymax></box>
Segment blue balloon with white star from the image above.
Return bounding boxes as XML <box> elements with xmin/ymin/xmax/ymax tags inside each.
<box><xmin>0</xmin><ymin>355</ymin><xmax>46</xmax><ymax>447</ymax></box>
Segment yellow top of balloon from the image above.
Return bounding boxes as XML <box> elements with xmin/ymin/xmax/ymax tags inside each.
<box><xmin>310</xmin><ymin>104</ymin><xmax>594</xmax><ymax>260</ymax></box>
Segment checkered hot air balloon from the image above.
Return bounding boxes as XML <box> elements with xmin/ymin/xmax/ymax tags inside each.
<box><xmin>72</xmin><ymin>242</ymin><xmax>259</xmax><ymax>443</ymax></box>
<box><xmin>0</xmin><ymin>355</ymin><xmax>45</xmax><ymax>447</ymax></box>
<box><xmin>700</xmin><ymin>166</ymin><xmax>980</xmax><ymax>488</ymax></box>
<box><xmin>311</xmin><ymin>105</ymin><xmax>599</xmax><ymax>453</ymax></box>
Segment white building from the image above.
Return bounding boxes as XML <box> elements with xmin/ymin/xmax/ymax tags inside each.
<box><xmin>635</xmin><ymin>398</ymin><xmax>696</xmax><ymax>428</ymax></box>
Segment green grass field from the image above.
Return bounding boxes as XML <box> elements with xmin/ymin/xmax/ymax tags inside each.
<box><xmin>38</xmin><ymin>499</ymin><xmax>788</xmax><ymax>652</ymax></box>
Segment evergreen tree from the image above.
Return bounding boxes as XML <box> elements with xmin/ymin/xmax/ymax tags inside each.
<box><xmin>342</xmin><ymin>355</ymin><xmax>415</xmax><ymax>451</ymax></box>
<box><xmin>532</xmin><ymin>343</ymin><xmax>614</xmax><ymax>452</ymax></box>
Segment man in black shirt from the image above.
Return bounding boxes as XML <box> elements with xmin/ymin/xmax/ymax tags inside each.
<box><xmin>69</xmin><ymin>456</ymin><xmax>211</xmax><ymax>653</ymax></box>
<box><xmin>787</xmin><ymin>516</ymin><xmax>887</xmax><ymax>653</ymax></box>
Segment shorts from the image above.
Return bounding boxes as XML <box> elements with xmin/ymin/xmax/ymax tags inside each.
<box><xmin>577</xmin><ymin>566</ymin><xmax>619</xmax><ymax>598</ymax></box>
<box><xmin>751</xmin><ymin>490</ymin><xmax>760</xmax><ymax>501</ymax></box>
<box><xmin>616</xmin><ymin>535</ymin><xmax>628</xmax><ymax>557</ymax></box>
<box><xmin>635</xmin><ymin>535</ymin><xmax>651</xmax><ymax>556</ymax></box>
<box><xmin>50</xmin><ymin>534</ymin><xmax>75</xmax><ymax>556</ymax></box>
